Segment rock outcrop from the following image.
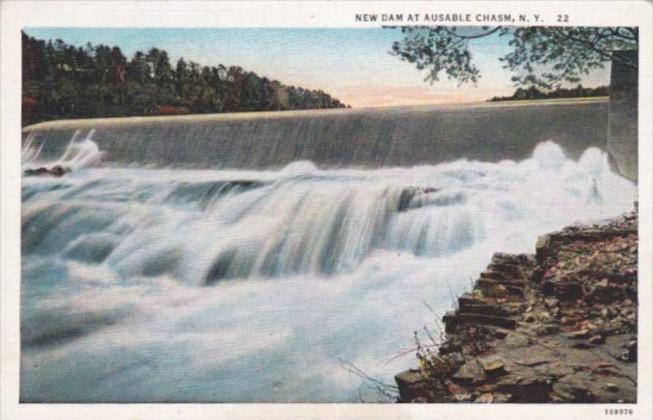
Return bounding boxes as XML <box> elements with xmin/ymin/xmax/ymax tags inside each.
<box><xmin>23</xmin><ymin>165</ymin><xmax>71</xmax><ymax>177</ymax></box>
<box><xmin>396</xmin><ymin>206</ymin><xmax>638</xmax><ymax>403</ymax></box>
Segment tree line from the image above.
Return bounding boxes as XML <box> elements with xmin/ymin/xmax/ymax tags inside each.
<box><xmin>488</xmin><ymin>85</ymin><xmax>609</xmax><ymax>102</ymax></box>
<box><xmin>22</xmin><ymin>32</ymin><xmax>349</xmax><ymax>126</ymax></box>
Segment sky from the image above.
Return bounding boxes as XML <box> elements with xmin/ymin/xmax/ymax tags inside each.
<box><xmin>23</xmin><ymin>27</ymin><xmax>610</xmax><ymax>108</ymax></box>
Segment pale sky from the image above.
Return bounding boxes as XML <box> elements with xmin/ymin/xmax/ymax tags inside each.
<box><xmin>24</xmin><ymin>28</ymin><xmax>611</xmax><ymax>108</ymax></box>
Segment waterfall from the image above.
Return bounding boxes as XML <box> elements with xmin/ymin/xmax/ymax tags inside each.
<box><xmin>20</xmin><ymin>104</ymin><xmax>636</xmax><ymax>403</ymax></box>
<box><xmin>22</xmin><ymin>129</ymin><xmax>102</xmax><ymax>170</ymax></box>
<box><xmin>22</xmin><ymin>101</ymin><xmax>609</xmax><ymax>169</ymax></box>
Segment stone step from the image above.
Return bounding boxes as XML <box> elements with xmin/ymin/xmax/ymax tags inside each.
<box><xmin>479</xmin><ymin>283</ymin><xmax>526</xmax><ymax>297</ymax></box>
<box><xmin>458</xmin><ymin>302</ymin><xmax>513</xmax><ymax>317</ymax></box>
<box><xmin>395</xmin><ymin>369</ymin><xmax>429</xmax><ymax>402</ymax></box>
<box><xmin>443</xmin><ymin>310</ymin><xmax>517</xmax><ymax>333</ymax></box>
<box><xmin>477</xmin><ymin>277</ymin><xmax>527</xmax><ymax>289</ymax></box>
<box><xmin>458</xmin><ymin>297</ymin><xmax>522</xmax><ymax>317</ymax></box>
<box><xmin>490</xmin><ymin>252</ymin><xmax>534</xmax><ymax>266</ymax></box>
<box><xmin>487</xmin><ymin>263</ymin><xmax>523</xmax><ymax>278</ymax></box>
<box><xmin>479</xmin><ymin>269</ymin><xmax>524</xmax><ymax>282</ymax></box>
<box><xmin>542</xmin><ymin>279</ymin><xmax>583</xmax><ymax>301</ymax></box>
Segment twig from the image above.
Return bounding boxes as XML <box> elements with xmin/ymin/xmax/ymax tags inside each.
<box><xmin>339</xmin><ymin>359</ymin><xmax>399</xmax><ymax>401</ymax></box>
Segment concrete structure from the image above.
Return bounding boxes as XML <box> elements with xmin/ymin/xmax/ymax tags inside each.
<box><xmin>607</xmin><ymin>50</ymin><xmax>638</xmax><ymax>183</ymax></box>
<box><xmin>22</xmin><ymin>99</ymin><xmax>609</xmax><ymax>170</ymax></box>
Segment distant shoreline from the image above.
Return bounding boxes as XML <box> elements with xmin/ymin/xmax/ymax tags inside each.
<box><xmin>488</xmin><ymin>85</ymin><xmax>609</xmax><ymax>103</ymax></box>
<box><xmin>487</xmin><ymin>96</ymin><xmax>609</xmax><ymax>104</ymax></box>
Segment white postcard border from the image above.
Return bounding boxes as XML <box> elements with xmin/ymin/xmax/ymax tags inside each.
<box><xmin>2</xmin><ymin>1</ymin><xmax>652</xmax><ymax>419</ymax></box>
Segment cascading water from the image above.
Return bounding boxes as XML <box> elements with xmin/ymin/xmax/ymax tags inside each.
<box><xmin>22</xmin><ymin>129</ymin><xmax>102</xmax><ymax>170</ymax></box>
<box><xmin>21</xmin><ymin>101</ymin><xmax>609</xmax><ymax>169</ymax></box>
<box><xmin>20</xmin><ymin>128</ymin><xmax>636</xmax><ymax>402</ymax></box>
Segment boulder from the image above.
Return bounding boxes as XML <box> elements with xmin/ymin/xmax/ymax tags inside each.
<box><xmin>24</xmin><ymin>165</ymin><xmax>71</xmax><ymax>177</ymax></box>
<box><xmin>395</xmin><ymin>369</ymin><xmax>428</xmax><ymax>402</ymax></box>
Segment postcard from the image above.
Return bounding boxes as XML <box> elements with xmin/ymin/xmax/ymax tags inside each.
<box><xmin>1</xmin><ymin>1</ymin><xmax>651</xmax><ymax>419</ymax></box>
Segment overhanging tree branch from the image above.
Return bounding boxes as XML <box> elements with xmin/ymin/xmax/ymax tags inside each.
<box><xmin>390</xmin><ymin>26</ymin><xmax>638</xmax><ymax>89</ymax></box>
<box><xmin>441</xmin><ymin>26</ymin><xmax>503</xmax><ymax>40</ymax></box>
<box><xmin>551</xmin><ymin>28</ymin><xmax>638</xmax><ymax>70</ymax></box>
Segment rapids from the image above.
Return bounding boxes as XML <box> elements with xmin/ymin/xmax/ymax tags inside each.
<box><xmin>20</xmin><ymin>132</ymin><xmax>635</xmax><ymax>402</ymax></box>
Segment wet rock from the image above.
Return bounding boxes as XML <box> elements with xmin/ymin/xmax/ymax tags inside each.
<box><xmin>551</xmin><ymin>373</ymin><xmax>599</xmax><ymax>402</ymax></box>
<box><xmin>478</xmin><ymin>355</ymin><xmax>507</xmax><ymax>376</ymax></box>
<box><xmin>453</xmin><ymin>359</ymin><xmax>486</xmax><ymax>384</ymax></box>
<box><xmin>477</xmin><ymin>384</ymin><xmax>496</xmax><ymax>393</ymax></box>
<box><xmin>395</xmin><ymin>369</ymin><xmax>428</xmax><ymax>402</ymax></box>
<box><xmin>443</xmin><ymin>311</ymin><xmax>516</xmax><ymax>333</ymax></box>
<box><xmin>560</xmin><ymin>316</ymin><xmax>575</xmax><ymax>326</ymax></box>
<box><xmin>589</xmin><ymin>334</ymin><xmax>605</xmax><ymax>345</ymax></box>
<box><xmin>542</xmin><ymin>280</ymin><xmax>583</xmax><ymax>301</ymax></box>
<box><xmin>515</xmin><ymin>356</ymin><xmax>553</xmax><ymax>367</ymax></box>
<box><xmin>565</xmin><ymin>329</ymin><xmax>592</xmax><ymax>339</ymax></box>
<box><xmin>539</xmin><ymin>362</ymin><xmax>574</xmax><ymax>379</ymax></box>
<box><xmin>534</xmin><ymin>323</ymin><xmax>560</xmax><ymax>336</ymax></box>
<box><xmin>535</xmin><ymin>234</ymin><xmax>551</xmax><ymax>263</ymax></box>
<box><xmin>572</xmin><ymin>342</ymin><xmax>594</xmax><ymax>349</ymax></box>
<box><xmin>475</xmin><ymin>393</ymin><xmax>494</xmax><ymax>403</ymax></box>
<box><xmin>492</xmin><ymin>392</ymin><xmax>511</xmax><ymax>403</ymax></box>
<box><xmin>626</xmin><ymin>339</ymin><xmax>637</xmax><ymax>362</ymax></box>
<box><xmin>496</xmin><ymin>374</ymin><xmax>553</xmax><ymax>402</ymax></box>
<box><xmin>24</xmin><ymin>165</ymin><xmax>71</xmax><ymax>177</ymax></box>
<box><xmin>454</xmin><ymin>392</ymin><xmax>473</xmax><ymax>402</ymax></box>
<box><xmin>605</xmin><ymin>383</ymin><xmax>619</xmax><ymax>392</ymax></box>
<box><xmin>491</xmin><ymin>328</ymin><xmax>511</xmax><ymax>339</ymax></box>
<box><xmin>397</xmin><ymin>186</ymin><xmax>442</xmax><ymax>211</ymax></box>
<box><xmin>458</xmin><ymin>299</ymin><xmax>512</xmax><ymax>317</ymax></box>
<box><xmin>395</xmin><ymin>208</ymin><xmax>637</xmax><ymax>403</ymax></box>
<box><xmin>571</xmin><ymin>341</ymin><xmax>594</xmax><ymax>350</ymax></box>
<box><xmin>447</xmin><ymin>382</ymin><xmax>467</xmax><ymax>395</ymax></box>
<box><xmin>503</xmin><ymin>332</ymin><xmax>531</xmax><ymax>349</ymax></box>
<box><xmin>397</xmin><ymin>188</ymin><xmax>417</xmax><ymax>212</ymax></box>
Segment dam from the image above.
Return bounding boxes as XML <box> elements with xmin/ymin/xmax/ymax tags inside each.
<box><xmin>22</xmin><ymin>99</ymin><xmax>611</xmax><ymax>170</ymax></box>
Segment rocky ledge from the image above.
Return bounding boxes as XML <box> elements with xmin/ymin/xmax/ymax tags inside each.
<box><xmin>23</xmin><ymin>165</ymin><xmax>71</xmax><ymax>177</ymax></box>
<box><xmin>396</xmin><ymin>206</ymin><xmax>638</xmax><ymax>403</ymax></box>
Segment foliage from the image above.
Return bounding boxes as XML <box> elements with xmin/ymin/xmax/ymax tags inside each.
<box><xmin>488</xmin><ymin>84</ymin><xmax>609</xmax><ymax>102</ymax></box>
<box><xmin>22</xmin><ymin>32</ymin><xmax>348</xmax><ymax>125</ymax></box>
<box><xmin>391</xmin><ymin>26</ymin><xmax>638</xmax><ymax>88</ymax></box>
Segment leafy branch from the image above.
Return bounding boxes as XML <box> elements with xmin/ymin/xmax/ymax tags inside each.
<box><xmin>391</xmin><ymin>26</ymin><xmax>638</xmax><ymax>89</ymax></box>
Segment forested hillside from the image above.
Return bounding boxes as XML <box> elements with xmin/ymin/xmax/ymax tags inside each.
<box><xmin>22</xmin><ymin>32</ymin><xmax>348</xmax><ymax>125</ymax></box>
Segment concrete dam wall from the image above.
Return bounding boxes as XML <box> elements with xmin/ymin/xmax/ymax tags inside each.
<box><xmin>607</xmin><ymin>50</ymin><xmax>638</xmax><ymax>183</ymax></box>
<box><xmin>22</xmin><ymin>99</ymin><xmax>610</xmax><ymax>170</ymax></box>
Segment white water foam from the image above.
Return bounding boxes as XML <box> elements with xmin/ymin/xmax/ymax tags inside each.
<box><xmin>20</xmin><ymin>140</ymin><xmax>636</xmax><ymax>402</ymax></box>
<box><xmin>22</xmin><ymin>129</ymin><xmax>103</xmax><ymax>170</ymax></box>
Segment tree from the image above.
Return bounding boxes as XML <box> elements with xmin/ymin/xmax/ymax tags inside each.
<box><xmin>22</xmin><ymin>32</ymin><xmax>348</xmax><ymax>125</ymax></box>
<box><xmin>175</xmin><ymin>58</ymin><xmax>189</xmax><ymax>98</ymax></box>
<box><xmin>488</xmin><ymin>84</ymin><xmax>610</xmax><ymax>102</ymax></box>
<box><xmin>391</xmin><ymin>26</ymin><xmax>638</xmax><ymax>88</ymax></box>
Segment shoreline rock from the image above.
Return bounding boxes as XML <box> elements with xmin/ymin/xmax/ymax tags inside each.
<box><xmin>396</xmin><ymin>206</ymin><xmax>638</xmax><ymax>403</ymax></box>
<box><xmin>23</xmin><ymin>165</ymin><xmax>71</xmax><ymax>177</ymax></box>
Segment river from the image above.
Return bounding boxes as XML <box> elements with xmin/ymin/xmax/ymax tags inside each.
<box><xmin>20</xmin><ymin>126</ymin><xmax>635</xmax><ymax>402</ymax></box>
